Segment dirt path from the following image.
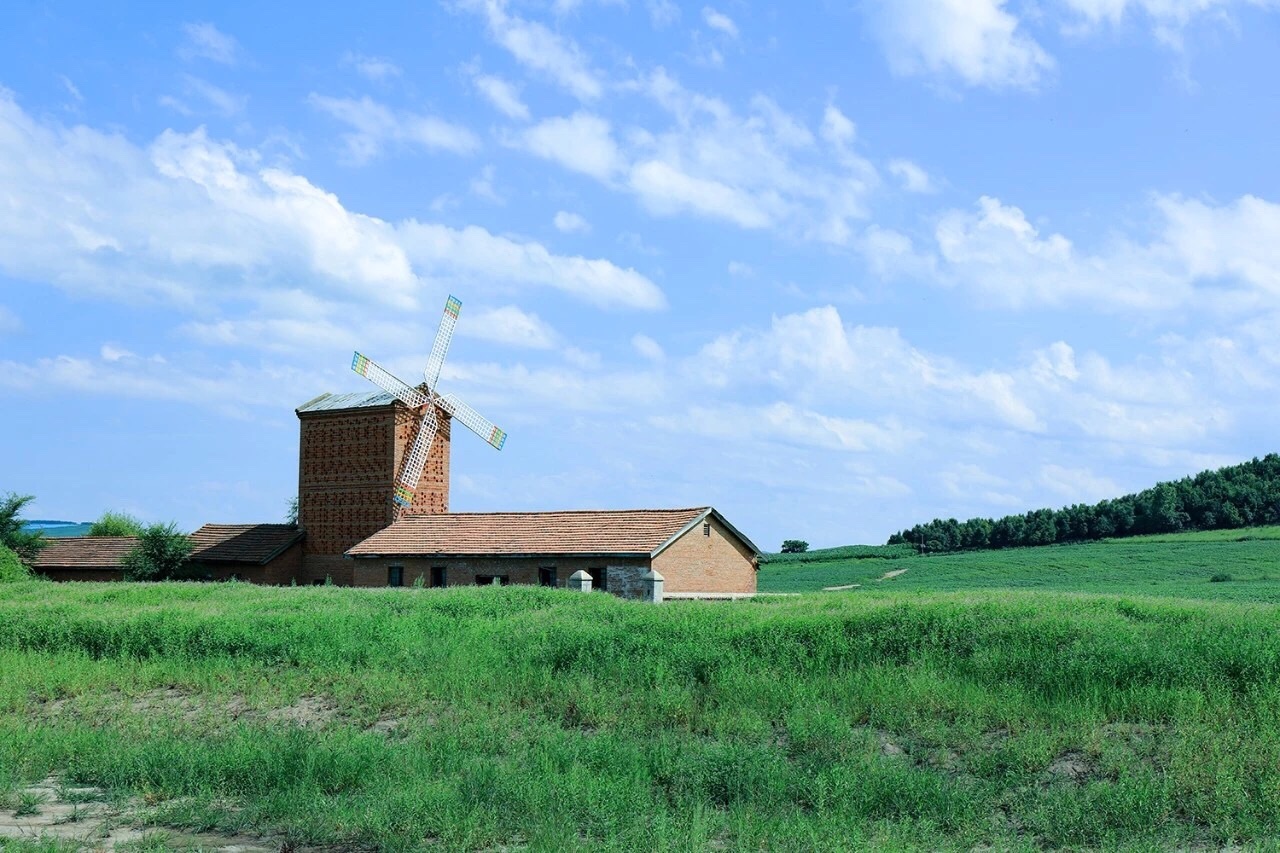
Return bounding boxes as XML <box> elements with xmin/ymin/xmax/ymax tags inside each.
<box><xmin>822</xmin><ymin>583</ymin><xmax>861</xmax><ymax>591</ymax></box>
<box><xmin>877</xmin><ymin>568</ymin><xmax>909</xmax><ymax>581</ymax></box>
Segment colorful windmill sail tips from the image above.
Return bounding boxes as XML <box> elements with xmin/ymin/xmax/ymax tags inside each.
<box><xmin>393</xmin><ymin>485</ymin><xmax>415</xmax><ymax>508</ymax></box>
<box><xmin>445</xmin><ymin>295</ymin><xmax>462</xmax><ymax>319</ymax></box>
<box><xmin>489</xmin><ymin>427</ymin><xmax>507</xmax><ymax>450</ymax></box>
<box><xmin>351</xmin><ymin>352</ymin><xmax>372</xmax><ymax>377</ymax></box>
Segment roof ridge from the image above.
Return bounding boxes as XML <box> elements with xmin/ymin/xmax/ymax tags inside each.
<box><xmin>397</xmin><ymin>506</ymin><xmax>709</xmax><ymax>519</ymax></box>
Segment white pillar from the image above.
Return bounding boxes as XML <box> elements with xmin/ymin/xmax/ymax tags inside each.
<box><xmin>642</xmin><ymin>569</ymin><xmax>664</xmax><ymax>603</ymax></box>
<box><xmin>568</xmin><ymin>569</ymin><xmax>593</xmax><ymax>592</ymax></box>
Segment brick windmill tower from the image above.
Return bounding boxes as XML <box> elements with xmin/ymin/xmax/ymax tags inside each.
<box><xmin>295</xmin><ymin>295</ymin><xmax>507</xmax><ymax>583</ymax></box>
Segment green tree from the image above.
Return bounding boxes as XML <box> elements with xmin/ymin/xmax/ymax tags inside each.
<box><xmin>88</xmin><ymin>511</ymin><xmax>145</xmax><ymax>537</ymax></box>
<box><xmin>0</xmin><ymin>493</ymin><xmax>45</xmax><ymax>561</ymax></box>
<box><xmin>286</xmin><ymin>496</ymin><xmax>299</xmax><ymax>527</ymax></box>
<box><xmin>780</xmin><ymin>539</ymin><xmax>809</xmax><ymax>553</ymax></box>
<box><xmin>0</xmin><ymin>543</ymin><xmax>29</xmax><ymax>582</ymax></box>
<box><xmin>122</xmin><ymin>523</ymin><xmax>194</xmax><ymax>581</ymax></box>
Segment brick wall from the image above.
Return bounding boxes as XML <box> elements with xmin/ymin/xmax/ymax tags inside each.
<box><xmin>651</xmin><ymin>515</ymin><xmax>757</xmax><ymax>594</ymax></box>
<box><xmin>297</xmin><ymin>402</ymin><xmax>450</xmax><ymax>583</ymax></box>
<box><xmin>348</xmin><ymin>554</ymin><xmax>650</xmax><ymax>593</ymax></box>
<box><xmin>35</xmin><ymin>568</ymin><xmax>124</xmax><ymax>582</ymax></box>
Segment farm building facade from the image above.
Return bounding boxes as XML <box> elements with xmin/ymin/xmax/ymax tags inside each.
<box><xmin>344</xmin><ymin>507</ymin><xmax>759</xmax><ymax>596</ymax></box>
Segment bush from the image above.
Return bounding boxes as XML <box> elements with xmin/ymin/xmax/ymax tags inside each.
<box><xmin>89</xmin><ymin>511</ymin><xmax>145</xmax><ymax>537</ymax></box>
<box><xmin>0</xmin><ymin>543</ymin><xmax>29</xmax><ymax>582</ymax></box>
<box><xmin>1210</xmin><ymin>572</ymin><xmax>1233</xmax><ymax>583</ymax></box>
<box><xmin>122</xmin><ymin>523</ymin><xmax>194</xmax><ymax>581</ymax></box>
<box><xmin>0</xmin><ymin>492</ymin><xmax>45</xmax><ymax>561</ymax></box>
<box><xmin>780</xmin><ymin>539</ymin><xmax>810</xmax><ymax>554</ymax></box>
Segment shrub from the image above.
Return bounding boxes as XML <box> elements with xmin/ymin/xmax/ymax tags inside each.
<box><xmin>122</xmin><ymin>523</ymin><xmax>194</xmax><ymax>581</ymax></box>
<box><xmin>0</xmin><ymin>492</ymin><xmax>45</xmax><ymax>561</ymax></box>
<box><xmin>89</xmin><ymin>511</ymin><xmax>145</xmax><ymax>537</ymax></box>
<box><xmin>1210</xmin><ymin>572</ymin><xmax>1233</xmax><ymax>583</ymax></box>
<box><xmin>0</xmin><ymin>543</ymin><xmax>29</xmax><ymax>582</ymax></box>
<box><xmin>780</xmin><ymin>539</ymin><xmax>810</xmax><ymax>554</ymax></box>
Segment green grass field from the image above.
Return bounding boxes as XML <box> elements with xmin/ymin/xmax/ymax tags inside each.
<box><xmin>760</xmin><ymin>526</ymin><xmax>1280</xmax><ymax>601</ymax></box>
<box><xmin>2</xmin><ymin>529</ymin><xmax>1280</xmax><ymax>849</ymax></box>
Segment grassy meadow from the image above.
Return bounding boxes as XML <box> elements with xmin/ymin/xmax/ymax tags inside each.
<box><xmin>2</xmin><ymin>530</ymin><xmax>1280</xmax><ymax>849</ymax></box>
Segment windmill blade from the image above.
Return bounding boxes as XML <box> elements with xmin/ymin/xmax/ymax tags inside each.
<box><xmin>439</xmin><ymin>393</ymin><xmax>507</xmax><ymax>450</ymax></box>
<box><xmin>422</xmin><ymin>295</ymin><xmax>462</xmax><ymax>391</ymax></box>
<box><xmin>352</xmin><ymin>352</ymin><xmax>429</xmax><ymax>408</ymax></box>
<box><xmin>393</xmin><ymin>406</ymin><xmax>439</xmax><ymax>509</ymax></box>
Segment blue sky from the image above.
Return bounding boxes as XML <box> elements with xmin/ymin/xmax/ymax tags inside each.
<box><xmin>2</xmin><ymin>0</ymin><xmax>1279</xmax><ymax>549</ymax></box>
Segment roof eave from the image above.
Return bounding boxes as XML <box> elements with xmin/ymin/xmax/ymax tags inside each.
<box><xmin>346</xmin><ymin>551</ymin><xmax>650</xmax><ymax>560</ymax></box>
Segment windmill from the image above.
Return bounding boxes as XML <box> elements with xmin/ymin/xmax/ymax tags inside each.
<box><xmin>351</xmin><ymin>294</ymin><xmax>506</xmax><ymax>513</ymax></box>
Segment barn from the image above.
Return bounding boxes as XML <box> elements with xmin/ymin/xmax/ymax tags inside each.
<box><xmin>343</xmin><ymin>507</ymin><xmax>759</xmax><ymax>597</ymax></box>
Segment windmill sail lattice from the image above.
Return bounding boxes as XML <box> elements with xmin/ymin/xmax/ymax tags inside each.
<box><xmin>351</xmin><ymin>295</ymin><xmax>505</xmax><ymax>511</ymax></box>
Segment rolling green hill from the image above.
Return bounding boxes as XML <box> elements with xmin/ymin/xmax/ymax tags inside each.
<box><xmin>760</xmin><ymin>526</ymin><xmax>1280</xmax><ymax>602</ymax></box>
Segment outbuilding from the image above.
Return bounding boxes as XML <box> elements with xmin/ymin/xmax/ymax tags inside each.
<box><xmin>344</xmin><ymin>506</ymin><xmax>760</xmax><ymax>597</ymax></box>
<box><xmin>30</xmin><ymin>537</ymin><xmax>136</xmax><ymax>582</ymax></box>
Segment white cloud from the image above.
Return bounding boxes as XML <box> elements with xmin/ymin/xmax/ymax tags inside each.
<box><xmin>517</xmin><ymin>71</ymin><xmax>877</xmax><ymax>243</ymax></box>
<box><xmin>866</xmin><ymin>0</ymin><xmax>1054</xmax><ymax>90</ymax></box>
<box><xmin>914</xmin><ymin>193</ymin><xmax>1280</xmax><ymax>311</ymax></box>
<box><xmin>648</xmin><ymin>0</ymin><xmax>681</xmax><ymax>27</ymax></box>
<box><xmin>519</xmin><ymin>112</ymin><xmax>620</xmax><ymax>180</ymax></box>
<box><xmin>307</xmin><ymin>94</ymin><xmax>479</xmax><ymax>164</ymax></box>
<box><xmin>553</xmin><ymin>211</ymin><xmax>591</xmax><ymax>233</ymax></box>
<box><xmin>398</xmin><ymin>222</ymin><xmax>665</xmax><ymax>310</ymax></box>
<box><xmin>463</xmin><ymin>0</ymin><xmax>603</xmax><ymax>100</ymax></box>
<box><xmin>888</xmin><ymin>158</ymin><xmax>935</xmax><ymax>193</ymax></box>
<box><xmin>702</xmin><ymin>7</ymin><xmax>739</xmax><ymax>38</ymax></box>
<box><xmin>727</xmin><ymin>261</ymin><xmax>753</xmax><ymax>277</ymax></box>
<box><xmin>470</xmin><ymin>164</ymin><xmax>502</xmax><ymax>202</ymax></box>
<box><xmin>1060</xmin><ymin>0</ymin><xmax>1280</xmax><ymax>45</ymax></box>
<box><xmin>0</xmin><ymin>90</ymin><xmax>664</xmax><ymax>342</ymax></box>
<box><xmin>1040</xmin><ymin>463</ymin><xmax>1120</xmax><ymax>503</ymax></box>
<box><xmin>656</xmin><ymin>403</ymin><xmax>916</xmax><ymax>453</ymax></box>
<box><xmin>820</xmin><ymin>105</ymin><xmax>856</xmax><ymax>146</ymax></box>
<box><xmin>343</xmin><ymin>52</ymin><xmax>402</xmax><ymax>81</ymax></box>
<box><xmin>461</xmin><ymin>306</ymin><xmax>559</xmax><ymax>349</ymax></box>
<box><xmin>473</xmin><ymin>73</ymin><xmax>530</xmax><ymax>120</ymax></box>
<box><xmin>179</xmin><ymin>22</ymin><xmax>240</xmax><ymax>65</ymax></box>
<box><xmin>59</xmin><ymin>76</ymin><xmax>83</xmax><ymax>104</ymax></box>
<box><xmin>631</xmin><ymin>333</ymin><xmax>665</xmax><ymax>362</ymax></box>
<box><xmin>160</xmin><ymin>75</ymin><xmax>247</xmax><ymax>117</ymax></box>
<box><xmin>0</xmin><ymin>306</ymin><xmax>21</xmax><ymax>335</ymax></box>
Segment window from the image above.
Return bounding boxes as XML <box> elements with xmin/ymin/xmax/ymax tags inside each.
<box><xmin>430</xmin><ymin>566</ymin><xmax>446</xmax><ymax>588</ymax></box>
<box><xmin>476</xmin><ymin>575</ymin><xmax>510</xmax><ymax>586</ymax></box>
<box><xmin>592</xmin><ymin>567</ymin><xmax>608</xmax><ymax>591</ymax></box>
<box><xmin>703</xmin><ymin>522</ymin><xmax>711</xmax><ymax>536</ymax></box>
<box><xmin>539</xmin><ymin>567</ymin><xmax>557</xmax><ymax>587</ymax></box>
<box><xmin>311</xmin><ymin>579</ymin><xmax>325</xmax><ymax>586</ymax></box>
<box><xmin>388</xmin><ymin>566</ymin><xmax>404</xmax><ymax>587</ymax></box>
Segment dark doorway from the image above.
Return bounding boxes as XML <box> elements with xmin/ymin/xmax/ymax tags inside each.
<box><xmin>539</xmin><ymin>567</ymin><xmax>557</xmax><ymax>587</ymax></box>
<box><xmin>431</xmin><ymin>566</ymin><xmax>446</xmax><ymax>588</ymax></box>
<box><xmin>388</xmin><ymin>566</ymin><xmax>404</xmax><ymax>587</ymax></box>
<box><xmin>476</xmin><ymin>575</ymin><xmax>510</xmax><ymax>586</ymax></box>
<box><xmin>592</xmin><ymin>567</ymin><xmax>608</xmax><ymax>591</ymax></box>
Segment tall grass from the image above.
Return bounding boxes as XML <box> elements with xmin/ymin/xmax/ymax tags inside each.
<box><xmin>2</xmin><ymin>581</ymin><xmax>1280</xmax><ymax>849</ymax></box>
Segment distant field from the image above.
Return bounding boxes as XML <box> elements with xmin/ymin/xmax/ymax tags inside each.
<box><xmin>1</xmin><ymin>580</ymin><xmax>1280</xmax><ymax>849</ymax></box>
<box><xmin>759</xmin><ymin>526</ymin><xmax>1280</xmax><ymax>602</ymax></box>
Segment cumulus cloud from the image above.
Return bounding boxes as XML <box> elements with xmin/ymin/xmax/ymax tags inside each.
<box><xmin>308</xmin><ymin>94</ymin><xmax>479</xmax><ymax>164</ymax></box>
<box><xmin>0</xmin><ymin>90</ymin><xmax>665</xmax><ymax>336</ymax></box>
<box><xmin>518</xmin><ymin>112</ymin><xmax>621</xmax><ymax>180</ymax></box>
<box><xmin>888</xmin><ymin>159</ymin><xmax>935</xmax><ymax>193</ymax></box>
<box><xmin>866</xmin><ymin>0</ymin><xmax>1053</xmax><ymax>90</ymax></box>
<box><xmin>631</xmin><ymin>333</ymin><xmax>665</xmax><ymax>362</ymax></box>
<box><xmin>517</xmin><ymin>71</ymin><xmax>879</xmax><ymax>243</ymax></box>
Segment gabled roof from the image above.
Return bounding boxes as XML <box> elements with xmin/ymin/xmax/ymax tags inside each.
<box><xmin>296</xmin><ymin>390</ymin><xmax>398</xmax><ymax>414</ymax></box>
<box><xmin>32</xmin><ymin>537</ymin><xmax>138</xmax><ymax>569</ymax></box>
<box><xmin>189</xmin><ymin>524</ymin><xmax>304</xmax><ymax>565</ymax></box>
<box><xmin>346</xmin><ymin>507</ymin><xmax>759</xmax><ymax>558</ymax></box>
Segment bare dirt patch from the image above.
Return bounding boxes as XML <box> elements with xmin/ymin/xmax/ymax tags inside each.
<box><xmin>40</xmin><ymin>688</ymin><xmax>340</xmax><ymax>730</ymax></box>
<box><xmin>876</xmin><ymin>569</ymin><xmax>909</xmax><ymax>581</ymax></box>
<box><xmin>0</xmin><ymin>776</ymin><xmax>309</xmax><ymax>851</ymax></box>
<box><xmin>1043</xmin><ymin>750</ymin><xmax>1094</xmax><ymax>785</ymax></box>
<box><xmin>822</xmin><ymin>583</ymin><xmax>861</xmax><ymax>591</ymax></box>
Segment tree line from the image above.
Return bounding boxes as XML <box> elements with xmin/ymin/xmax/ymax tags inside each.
<box><xmin>887</xmin><ymin>454</ymin><xmax>1280</xmax><ymax>553</ymax></box>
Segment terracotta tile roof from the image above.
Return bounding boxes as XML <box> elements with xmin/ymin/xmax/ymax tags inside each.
<box><xmin>347</xmin><ymin>508</ymin><xmax>713</xmax><ymax>557</ymax></box>
<box><xmin>189</xmin><ymin>524</ymin><xmax>304</xmax><ymax>565</ymax></box>
<box><xmin>32</xmin><ymin>537</ymin><xmax>138</xmax><ymax>569</ymax></box>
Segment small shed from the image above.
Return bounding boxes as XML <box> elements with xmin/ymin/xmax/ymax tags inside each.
<box><xmin>31</xmin><ymin>537</ymin><xmax>137</xmax><ymax>581</ymax></box>
<box><xmin>344</xmin><ymin>506</ymin><xmax>760</xmax><ymax>596</ymax></box>
<box><xmin>187</xmin><ymin>524</ymin><xmax>305</xmax><ymax>585</ymax></box>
